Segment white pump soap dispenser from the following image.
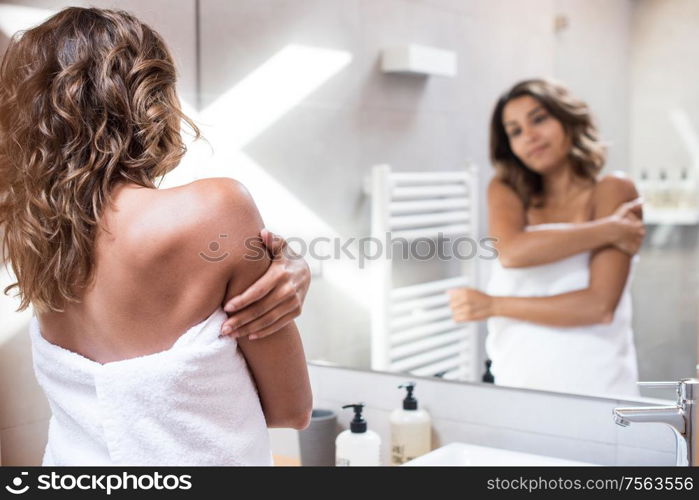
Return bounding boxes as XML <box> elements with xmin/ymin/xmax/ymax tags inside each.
<box><xmin>390</xmin><ymin>382</ymin><xmax>432</xmax><ymax>465</ymax></box>
<box><xmin>335</xmin><ymin>403</ymin><xmax>381</xmax><ymax>466</ymax></box>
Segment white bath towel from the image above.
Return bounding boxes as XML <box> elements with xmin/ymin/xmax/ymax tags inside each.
<box><xmin>485</xmin><ymin>222</ymin><xmax>641</xmax><ymax>398</ymax></box>
<box><xmin>29</xmin><ymin>306</ymin><xmax>273</xmax><ymax>466</ymax></box>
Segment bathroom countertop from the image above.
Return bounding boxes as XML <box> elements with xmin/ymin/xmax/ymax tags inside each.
<box><xmin>272</xmin><ymin>454</ymin><xmax>300</xmax><ymax>466</ymax></box>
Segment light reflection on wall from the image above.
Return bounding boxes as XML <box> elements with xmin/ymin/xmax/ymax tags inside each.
<box><xmin>173</xmin><ymin>45</ymin><xmax>370</xmax><ymax>309</ymax></box>
<box><xmin>0</xmin><ymin>4</ymin><xmax>54</xmax><ymax>37</ymax></box>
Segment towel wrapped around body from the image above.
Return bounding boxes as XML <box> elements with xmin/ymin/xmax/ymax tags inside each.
<box><xmin>29</xmin><ymin>306</ymin><xmax>273</xmax><ymax>466</ymax></box>
<box><xmin>485</xmin><ymin>222</ymin><xmax>640</xmax><ymax>397</ymax></box>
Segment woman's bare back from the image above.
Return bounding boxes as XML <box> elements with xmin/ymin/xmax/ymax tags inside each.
<box><xmin>36</xmin><ymin>179</ymin><xmax>233</xmax><ymax>364</ymax></box>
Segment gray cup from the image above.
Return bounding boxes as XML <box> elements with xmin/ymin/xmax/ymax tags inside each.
<box><xmin>298</xmin><ymin>408</ymin><xmax>338</xmax><ymax>466</ymax></box>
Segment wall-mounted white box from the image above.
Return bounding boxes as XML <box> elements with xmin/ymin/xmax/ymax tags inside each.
<box><xmin>381</xmin><ymin>43</ymin><xmax>457</xmax><ymax>77</ymax></box>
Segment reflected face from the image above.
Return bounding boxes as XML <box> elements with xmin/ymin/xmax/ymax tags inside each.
<box><xmin>502</xmin><ymin>95</ymin><xmax>571</xmax><ymax>174</ymax></box>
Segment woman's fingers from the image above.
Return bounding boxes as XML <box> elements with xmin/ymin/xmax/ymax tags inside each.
<box><xmin>222</xmin><ymin>281</ymin><xmax>298</xmax><ymax>331</ymax></box>
<box><xmin>616</xmin><ymin>236</ymin><xmax>644</xmax><ymax>255</ymax></box>
<box><xmin>223</xmin><ymin>263</ymin><xmax>281</xmax><ymax>313</ymax></box>
<box><xmin>223</xmin><ymin>278</ymin><xmax>275</xmax><ymax>313</ymax></box>
<box><xmin>260</xmin><ymin>228</ymin><xmax>287</xmax><ymax>258</ymax></box>
<box><xmin>448</xmin><ymin>288</ymin><xmax>474</xmax><ymax>320</ymax></box>
<box><xmin>452</xmin><ymin>304</ymin><xmax>476</xmax><ymax>322</ymax></box>
<box><xmin>614</xmin><ymin>217</ymin><xmax>646</xmax><ymax>255</ymax></box>
<box><xmin>621</xmin><ymin>197</ymin><xmax>643</xmax><ymax>212</ymax></box>
<box><xmin>221</xmin><ymin>254</ymin><xmax>308</xmax><ymax>339</ymax></box>
<box><xmin>245</xmin><ymin>310</ymin><xmax>301</xmax><ymax>341</ymax></box>
<box><xmin>229</xmin><ymin>296</ymin><xmax>300</xmax><ymax>339</ymax></box>
<box><xmin>447</xmin><ymin>287</ymin><xmax>493</xmax><ymax>321</ymax></box>
<box><xmin>616</xmin><ymin>198</ymin><xmax>644</xmax><ymax>221</ymax></box>
<box><xmin>222</xmin><ymin>286</ymin><xmax>283</xmax><ymax>332</ymax></box>
<box><xmin>448</xmin><ymin>287</ymin><xmax>476</xmax><ymax>306</ymax></box>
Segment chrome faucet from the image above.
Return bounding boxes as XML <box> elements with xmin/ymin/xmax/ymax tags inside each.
<box><xmin>613</xmin><ymin>378</ymin><xmax>697</xmax><ymax>466</ymax></box>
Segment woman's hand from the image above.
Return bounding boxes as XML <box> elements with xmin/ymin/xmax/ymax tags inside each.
<box><xmin>220</xmin><ymin>229</ymin><xmax>311</xmax><ymax>340</ymax></box>
<box><xmin>606</xmin><ymin>198</ymin><xmax>645</xmax><ymax>255</ymax></box>
<box><xmin>447</xmin><ymin>287</ymin><xmax>495</xmax><ymax>322</ymax></box>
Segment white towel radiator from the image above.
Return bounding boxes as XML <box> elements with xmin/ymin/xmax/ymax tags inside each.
<box><xmin>368</xmin><ymin>163</ymin><xmax>480</xmax><ymax>381</ymax></box>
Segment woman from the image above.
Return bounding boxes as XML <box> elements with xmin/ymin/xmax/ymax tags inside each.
<box><xmin>448</xmin><ymin>78</ymin><xmax>645</xmax><ymax>397</ymax></box>
<box><xmin>0</xmin><ymin>7</ymin><xmax>311</xmax><ymax>465</ymax></box>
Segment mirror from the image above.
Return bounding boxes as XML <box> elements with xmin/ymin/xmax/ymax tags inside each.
<box><xmin>1</xmin><ymin>0</ymin><xmax>695</xmax><ymax>404</ymax></box>
<box><xmin>189</xmin><ymin>0</ymin><xmax>697</xmax><ymax>401</ymax></box>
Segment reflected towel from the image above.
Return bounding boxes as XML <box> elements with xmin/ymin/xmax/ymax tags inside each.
<box><xmin>485</xmin><ymin>223</ymin><xmax>641</xmax><ymax>398</ymax></box>
<box><xmin>29</xmin><ymin>306</ymin><xmax>273</xmax><ymax>466</ymax></box>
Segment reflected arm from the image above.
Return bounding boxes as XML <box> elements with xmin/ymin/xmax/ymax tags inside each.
<box><xmin>488</xmin><ymin>178</ymin><xmax>617</xmax><ymax>268</ymax></box>
<box><xmin>489</xmin><ymin>177</ymin><xmax>640</xmax><ymax>327</ymax></box>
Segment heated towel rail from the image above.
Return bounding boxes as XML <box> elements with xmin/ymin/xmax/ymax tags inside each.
<box><xmin>368</xmin><ymin>163</ymin><xmax>480</xmax><ymax>381</ymax></box>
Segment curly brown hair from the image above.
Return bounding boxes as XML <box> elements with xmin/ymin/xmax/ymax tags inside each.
<box><xmin>0</xmin><ymin>7</ymin><xmax>201</xmax><ymax>314</ymax></box>
<box><xmin>489</xmin><ymin>78</ymin><xmax>606</xmax><ymax>209</ymax></box>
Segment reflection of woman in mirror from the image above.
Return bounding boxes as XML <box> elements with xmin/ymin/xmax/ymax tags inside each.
<box><xmin>0</xmin><ymin>7</ymin><xmax>312</xmax><ymax>465</ymax></box>
<box><xmin>449</xmin><ymin>78</ymin><xmax>645</xmax><ymax>397</ymax></box>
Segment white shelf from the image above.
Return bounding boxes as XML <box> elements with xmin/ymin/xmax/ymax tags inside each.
<box><xmin>644</xmin><ymin>207</ymin><xmax>699</xmax><ymax>225</ymax></box>
<box><xmin>381</xmin><ymin>43</ymin><xmax>457</xmax><ymax>77</ymax></box>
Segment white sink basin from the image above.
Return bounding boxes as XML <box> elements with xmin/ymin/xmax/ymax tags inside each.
<box><xmin>403</xmin><ymin>442</ymin><xmax>595</xmax><ymax>466</ymax></box>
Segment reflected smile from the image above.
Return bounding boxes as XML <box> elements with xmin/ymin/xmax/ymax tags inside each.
<box><xmin>528</xmin><ymin>144</ymin><xmax>549</xmax><ymax>157</ymax></box>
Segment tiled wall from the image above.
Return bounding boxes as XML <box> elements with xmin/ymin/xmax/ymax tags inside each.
<box><xmin>269</xmin><ymin>363</ymin><xmax>679</xmax><ymax>466</ymax></box>
<box><xmin>0</xmin><ymin>306</ymin><xmax>51</xmax><ymax>466</ymax></box>
<box><xmin>628</xmin><ymin>0</ymin><xmax>699</xmax><ymax>384</ymax></box>
<box><xmin>553</xmin><ymin>0</ymin><xmax>632</xmax><ymax>181</ymax></box>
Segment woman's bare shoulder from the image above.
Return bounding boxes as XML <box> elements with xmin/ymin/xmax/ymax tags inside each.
<box><xmin>487</xmin><ymin>177</ymin><xmax>524</xmax><ymax>206</ymax></box>
<box><xmin>592</xmin><ymin>171</ymin><xmax>639</xmax><ymax>203</ymax></box>
<box><xmin>115</xmin><ymin>178</ymin><xmax>266</xmax><ymax>313</ymax></box>
<box><xmin>587</xmin><ymin>171</ymin><xmax>640</xmax><ymax>220</ymax></box>
<box><xmin>158</xmin><ymin>176</ymin><xmax>252</xmax><ymax>221</ymax></box>
<box><xmin>165</xmin><ymin>178</ymin><xmax>270</xmax><ymax>311</ymax></box>
<box><xmin>487</xmin><ymin>176</ymin><xmax>513</xmax><ymax>195</ymax></box>
<box><xmin>120</xmin><ymin>178</ymin><xmax>255</xmax><ymax>264</ymax></box>
<box><xmin>181</xmin><ymin>176</ymin><xmax>248</xmax><ymax>197</ymax></box>
<box><xmin>161</xmin><ymin>177</ymin><xmax>264</xmax><ymax>264</ymax></box>
<box><xmin>175</xmin><ymin>177</ymin><xmax>261</xmax><ymax>235</ymax></box>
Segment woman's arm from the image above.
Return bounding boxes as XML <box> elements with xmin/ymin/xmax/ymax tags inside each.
<box><xmin>220</xmin><ymin>228</ymin><xmax>311</xmax><ymax>340</ymax></box>
<box><xmin>452</xmin><ymin>175</ymin><xmax>643</xmax><ymax>327</ymax></box>
<box><xmin>488</xmin><ymin>177</ymin><xmax>642</xmax><ymax>268</ymax></box>
<box><xmin>212</xmin><ymin>178</ymin><xmax>312</xmax><ymax>430</ymax></box>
